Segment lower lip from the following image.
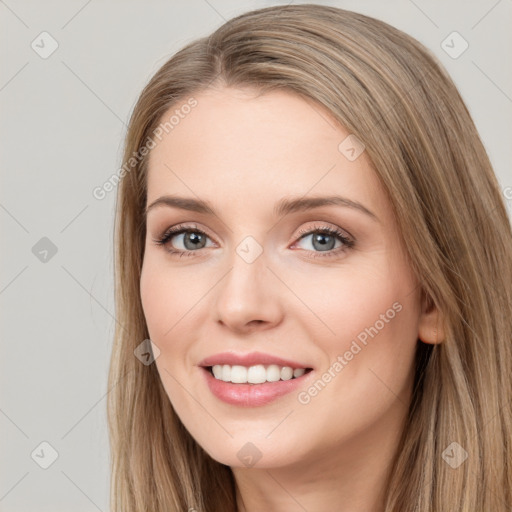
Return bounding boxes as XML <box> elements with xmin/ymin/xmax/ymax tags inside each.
<box><xmin>201</xmin><ymin>367</ymin><xmax>313</xmax><ymax>407</ymax></box>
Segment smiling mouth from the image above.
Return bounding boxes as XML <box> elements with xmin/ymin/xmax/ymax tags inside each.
<box><xmin>205</xmin><ymin>364</ymin><xmax>313</xmax><ymax>385</ymax></box>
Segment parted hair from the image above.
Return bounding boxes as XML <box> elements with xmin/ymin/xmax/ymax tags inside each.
<box><xmin>107</xmin><ymin>4</ymin><xmax>512</xmax><ymax>511</ymax></box>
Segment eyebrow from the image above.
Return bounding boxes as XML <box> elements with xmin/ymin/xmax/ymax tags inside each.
<box><xmin>145</xmin><ymin>195</ymin><xmax>378</xmax><ymax>221</ymax></box>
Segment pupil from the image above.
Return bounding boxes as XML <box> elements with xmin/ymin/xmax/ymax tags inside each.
<box><xmin>313</xmin><ymin>233</ymin><xmax>334</xmax><ymax>251</ymax></box>
<box><xmin>184</xmin><ymin>232</ymin><xmax>205</xmax><ymax>250</ymax></box>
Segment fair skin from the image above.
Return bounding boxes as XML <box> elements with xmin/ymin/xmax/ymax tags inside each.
<box><xmin>140</xmin><ymin>86</ymin><xmax>442</xmax><ymax>512</ymax></box>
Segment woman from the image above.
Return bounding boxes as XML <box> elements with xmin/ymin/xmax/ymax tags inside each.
<box><xmin>107</xmin><ymin>4</ymin><xmax>512</xmax><ymax>511</ymax></box>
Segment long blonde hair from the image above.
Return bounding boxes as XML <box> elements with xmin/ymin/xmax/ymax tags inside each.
<box><xmin>107</xmin><ymin>4</ymin><xmax>512</xmax><ymax>511</ymax></box>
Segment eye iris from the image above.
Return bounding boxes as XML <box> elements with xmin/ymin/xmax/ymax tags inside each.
<box><xmin>184</xmin><ymin>231</ymin><xmax>206</xmax><ymax>250</ymax></box>
<box><xmin>312</xmin><ymin>233</ymin><xmax>335</xmax><ymax>251</ymax></box>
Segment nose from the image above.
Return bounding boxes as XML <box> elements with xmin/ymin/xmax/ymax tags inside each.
<box><xmin>213</xmin><ymin>243</ymin><xmax>285</xmax><ymax>334</ymax></box>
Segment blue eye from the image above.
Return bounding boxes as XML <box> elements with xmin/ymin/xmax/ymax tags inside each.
<box><xmin>293</xmin><ymin>225</ymin><xmax>354</xmax><ymax>259</ymax></box>
<box><xmin>292</xmin><ymin>226</ymin><xmax>355</xmax><ymax>258</ymax></box>
<box><xmin>152</xmin><ymin>222</ymin><xmax>355</xmax><ymax>259</ymax></box>
<box><xmin>153</xmin><ymin>224</ymin><xmax>212</xmax><ymax>258</ymax></box>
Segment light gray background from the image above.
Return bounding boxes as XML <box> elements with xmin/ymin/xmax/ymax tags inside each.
<box><xmin>1</xmin><ymin>0</ymin><xmax>511</xmax><ymax>510</ymax></box>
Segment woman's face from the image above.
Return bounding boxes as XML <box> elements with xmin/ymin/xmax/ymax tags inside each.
<box><xmin>140</xmin><ymin>86</ymin><xmax>423</xmax><ymax>469</ymax></box>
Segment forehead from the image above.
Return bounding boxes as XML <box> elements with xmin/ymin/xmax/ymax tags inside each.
<box><xmin>145</xmin><ymin>87</ymin><xmax>387</xmax><ymax>219</ymax></box>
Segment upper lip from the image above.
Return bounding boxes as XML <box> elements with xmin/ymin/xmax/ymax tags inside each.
<box><xmin>198</xmin><ymin>351</ymin><xmax>313</xmax><ymax>370</ymax></box>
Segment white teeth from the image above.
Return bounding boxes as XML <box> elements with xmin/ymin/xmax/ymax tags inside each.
<box><xmin>266</xmin><ymin>364</ymin><xmax>281</xmax><ymax>382</ymax></box>
<box><xmin>212</xmin><ymin>365</ymin><xmax>223</xmax><ymax>379</ymax></box>
<box><xmin>230</xmin><ymin>365</ymin><xmax>247</xmax><ymax>383</ymax></box>
<box><xmin>281</xmin><ymin>366</ymin><xmax>293</xmax><ymax>381</ymax></box>
<box><xmin>247</xmin><ymin>364</ymin><xmax>267</xmax><ymax>384</ymax></box>
<box><xmin>210</xmin><ymin>364</ymin><xmax>309</xmax><ymax>384</ymax></box>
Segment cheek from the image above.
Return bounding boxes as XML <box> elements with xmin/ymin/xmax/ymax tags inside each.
<box><xmin>139</xmin><ymin>252</ymin><xmax>215</xmax><ymax>383</ymax></box>
<box><xmin>139</xmin><ymin>253</ymin><xmax>201</xmax><ymax>338</ymax></box>
<box><xmin>287</xmin><ymin>272</ymin><xmax>419</xmax><ymax>447</ymax></box>
<box><xmin>297</xmin><ymin>260</ymin><xmax>420</xmax><ymax>388</ymax></box>
<box><xmin>140</xmin><ymin>258</ymin><xmax>167</xmax><ymax>338</ymax></box>
<box><xmin>139</xmin><ymin>256</ymin><xmax>187</xmax><ymax>359</ymax></box>
<box><xmin>139</xmin><ymin>257</ymin><xmax>197</xmax><ymax>406</ymax></box>
<box><xmin>292</xmin><ymin>260</ymin><xmax>416</xmax><ymax>344</ymax></box>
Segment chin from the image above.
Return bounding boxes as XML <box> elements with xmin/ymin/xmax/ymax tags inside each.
<box><xmin>196</xmin><ymin>436</ymin><xmax>303</xmax><ymax>470</ymax></box>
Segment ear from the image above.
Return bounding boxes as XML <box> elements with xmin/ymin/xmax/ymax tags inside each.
<box><xmin>418</xmin><ymin>291</ymin><xmax>444</xmax><ymax>344</ymax></box>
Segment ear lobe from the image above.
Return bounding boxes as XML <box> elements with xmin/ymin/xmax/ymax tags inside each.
<box><xmin>418</xmin><ymin>292</ymin><xmax>445</xmax><ymax>344</ymax></box>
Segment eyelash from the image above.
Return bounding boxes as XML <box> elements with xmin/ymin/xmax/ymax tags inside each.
<box><xmin>152</xmin><ymin>223</ymin><xmax>355</xmax><ymax>260</ymax></box>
